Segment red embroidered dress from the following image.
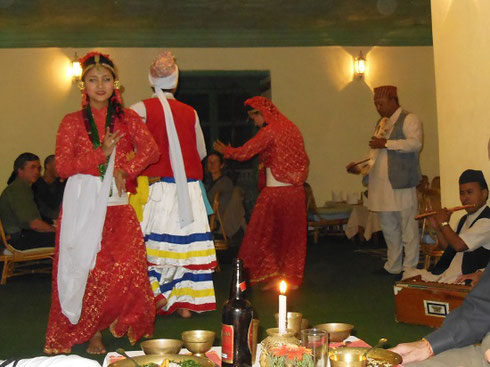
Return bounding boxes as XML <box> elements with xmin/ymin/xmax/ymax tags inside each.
<box><xmin>224</xmin><ymin>97</ymin><xmax>309</xmax><ymax>286</ymax></box>
<box><xmin>44</xmin><ymin>107</ymin><xmax>159</xmax><ymax>354</ymax></box>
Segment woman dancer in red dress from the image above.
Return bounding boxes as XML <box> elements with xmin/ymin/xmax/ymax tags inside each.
<box><xmin>214</xmin><ymin>96</ymin><xmax>309</xmax><ymax>289</ymax></box>
<box><xmin>45</xmin><ymin>52</ymin><xmax>159</xmax><ymax>354</ymax></box>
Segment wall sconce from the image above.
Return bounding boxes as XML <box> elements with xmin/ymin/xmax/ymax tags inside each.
<box><xmin>70</xmin><ymin>53</ymin><xmax>82</xmax><ymax>82</ymax></box>
<box><xmin>353</xmin><ymin>51</ymin><xmax>366</xmax><ymax>79</ymax></box>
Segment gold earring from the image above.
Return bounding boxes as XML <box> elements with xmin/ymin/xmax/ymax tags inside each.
<box><xmin>114</xmin><ymin>80</ymin><xmax>121</xmax><ymax>90</ymax></box>
<box><xmin>78</xmin><ymin>81</ymin><xmax>85</xmax><ymax>91</ymax></box>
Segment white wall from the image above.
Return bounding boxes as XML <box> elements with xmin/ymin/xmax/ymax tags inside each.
<box><xmin>0</xmin><ymin>47</ymin><xmax>439</xmax><ymax>203</ymax></box>
<box><xmin>431</xmin><ymin>0</ymin><xmax>490</xmax><ymax>225</ymax></box>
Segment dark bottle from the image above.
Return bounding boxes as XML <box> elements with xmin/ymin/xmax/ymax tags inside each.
<box><xmin>222</xmin><ymin>258</ymin><xmax>254</xmax><ymax>367</ymax></box>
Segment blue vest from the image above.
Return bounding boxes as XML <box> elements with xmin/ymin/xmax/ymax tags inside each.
<box><xmin>379</xmin><ymin>110</ymin><xmax>421</xmax><ymax>189</ymax></box>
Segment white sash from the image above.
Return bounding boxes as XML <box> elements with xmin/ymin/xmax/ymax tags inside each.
<box><xmin>266</xmin><ymin>168</ymin><xmax>292</xmax><ymax>187</ymax></box>
<box><xmin>154</xmin><ymin>88</ymin><xmax>194</xmax><ymax>228</ymax></box>
<box><xmin>57</xmin><ymin>150</ymin><xmax>115</xmax><ymax>324</ymax></box>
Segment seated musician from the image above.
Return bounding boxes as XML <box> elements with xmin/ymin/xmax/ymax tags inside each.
<box><xmin>402</xmin><ymin>169</ymin><xmax>490</xmax><ymax>284</ymax></box>
<box><xmin>0</xmin><ymin>153</ymin><xmax>56</xmax><ymax>250</ymax></box>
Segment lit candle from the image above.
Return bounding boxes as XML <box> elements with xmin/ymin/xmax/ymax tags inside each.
<box><xmin>278</xmin><ymin>280</ymin><xmax>287</xmax><ymax>334</ymax></box>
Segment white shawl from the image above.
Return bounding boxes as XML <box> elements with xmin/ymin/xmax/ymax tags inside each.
<box><xmin>57</xmin><ymin>151</ymin><xmax>115</xmax><ymax>324</ymax></box>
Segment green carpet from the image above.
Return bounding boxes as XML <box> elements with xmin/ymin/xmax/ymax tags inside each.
<box><xmin>0</xmin><ymin>236</ymin><xmax>433</xmax><ymax>363</ymax></box>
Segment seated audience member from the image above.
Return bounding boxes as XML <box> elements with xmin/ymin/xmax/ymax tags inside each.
<box><xmin>391</xmin><ymin>261</ymin><xmax>490</xmax><ymax>366</ymax></box>
<box><xmin>205</xmin><ymin>152</ymin><xmax>246</xmax><ymax>240</ymax></box>
<box><xmin>402</xmin><ymin>169</ymin><xmax>490</xmax><ymax>284</ymax></box>
<box><xmin>0</xmin><ymin>153</ymin><xmax>55</xmax><ymax>250</ymax></box>
<box><xmin>205</xmin><ymin>152</ymin><xmax>233</xmax><ymax>217</ymax></box>
<box><xmin>32</xmin><ymin>154</ymin><xmax>65</xmax><ymax>223</ymax></box>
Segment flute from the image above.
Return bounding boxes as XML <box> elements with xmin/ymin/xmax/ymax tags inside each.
<box><xmin>414</xmin><ymin>204</ymin><xmax>476</xmax><ymax>220</ymax></box>
<box><xmin>350</xmin><ymin>158</ymin><xmax>370</xmax><ymax>167</ymax></box>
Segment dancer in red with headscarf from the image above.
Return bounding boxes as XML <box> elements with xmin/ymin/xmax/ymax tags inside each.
<box><xmin>214</xmin><ymin>96</ymin><xmax>309</xmax><ymax>289</ymax></box>
<box><xmin>44</xmin><ymin>52</ymin><xmax>159</xmax><ymax>354</ymax></box>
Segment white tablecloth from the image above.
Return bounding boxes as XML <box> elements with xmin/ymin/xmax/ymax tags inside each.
<box><xmin>102</xmin><ymin>336</ymin><xmax>361</xmax><ymax>367</ymax></box>
<box><xmin>344</xmin><ymin>205</ymin><xmax>381</xmax><ymax>241</ymax></box>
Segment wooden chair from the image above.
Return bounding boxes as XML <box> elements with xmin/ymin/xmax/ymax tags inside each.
<box><xmin>419</xmin><ymin>180</ymin><xmax>444</xmax><ymax>269</ymax></box>
<box><xmin>305</xmin><ymin>183</ymin><xmax>349</xmax><ymax>244</ymax></box>
<box><xmin>0</xmin><ymin>219</ymin><xmax>55</xmax><ymax>285</ymax></box>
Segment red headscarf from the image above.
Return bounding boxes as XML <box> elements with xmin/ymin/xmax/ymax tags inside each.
<box><xmin>243</xmin><ymin>96</ymin><xmax>309</xmax><ymax>185</ymax></box>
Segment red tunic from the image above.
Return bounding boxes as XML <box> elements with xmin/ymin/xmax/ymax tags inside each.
<box><xmin>224</xmin><ymin>97</ymin><xmax>309</xmax><ymax>286</ymax></box>
<box><xmin>44</xmin><ymin>106</ymin><xmax>159</xmax><ymax>354</ymax></box>
<box><xmin>141</xmin><ymin>98</ymin><xmax>203</xmax><ymax>180</ymax></box>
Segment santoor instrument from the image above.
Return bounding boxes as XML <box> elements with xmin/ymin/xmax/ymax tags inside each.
<box><xmin>414</xmin><ymin>204</ymin><xmax>476</xmax><ymax>220</ymax></box>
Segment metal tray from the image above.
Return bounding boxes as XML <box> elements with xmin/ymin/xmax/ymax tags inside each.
<box><xmin>109</xmin><ymin>353</ymin><xmax>214</xmax><ymax>367</ymax></box>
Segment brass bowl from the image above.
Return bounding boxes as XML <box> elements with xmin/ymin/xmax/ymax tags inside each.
<box><xmin>329</xmin><ymin>347</ymin><xmax>402</xmax><ymax>367</ymax></box>
<box><xmin>314</xmin><ymin>323</ymin><xmax>354</xmax><ymax>342</ymax></box>
<box><xmin>181</xmin><ymin>330</ymin><xmax>215</xmax><ymax>357</ymax></box>
<box><xmin>140</xmin><ymin>339</ymin><xmax>184</xmax><ymax>355</ymax></box>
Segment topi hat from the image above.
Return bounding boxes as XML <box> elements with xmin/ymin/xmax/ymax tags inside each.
<box><xmin>148</xmin><ymin>51</ymin><xmax>179</xmax><ymax>90</ymax></box>
<box><xmin>374</xmin><ymin>85</ymin><xmax>397</xmax><ymax>99</ymax></box>
<box><xmin>459</xmin><ymin>169</ymin><xmax>488</xmax><ymax>190</ymax></box>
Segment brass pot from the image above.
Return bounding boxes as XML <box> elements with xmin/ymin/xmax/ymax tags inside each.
<box><xmin>314</xmin><ymin>323</ymin><xmax>354</xmax><ymax>342</ymax></box>
<box><xmin>140</xmin><ymin>339</ymin><xmax>184</xmax><ymax>355</ymax></box>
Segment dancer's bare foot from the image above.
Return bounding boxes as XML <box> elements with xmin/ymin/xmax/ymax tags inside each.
<box><xmin>156</xmin><ymin>297</ymin><xmax>167</xmax><ymax>310</ymax></box>
<box><xmin>177</xmin><ymin>309</ymin><xmax>192</xmax><ymax>318</ymax></box>
<box><xmin>87</xmin><ymin>331</ymin><xmax>106</xmax><ymax>354</ymax></box>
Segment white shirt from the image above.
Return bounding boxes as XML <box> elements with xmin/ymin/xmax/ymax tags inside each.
<box><xmin>439</xmin><ymin>204</ymin><xmax>490</xmax><ymax>283</ymax></box>
<box><xmin>459</xmin><ymin>205</ymin><xmax>490</xmax><ymax>251</ymax></box>
<box><xmin>367</xmin><ymin>107</ymin><xmax>423</xmax><ymax>212</ymax></box>
<box><xmin>130</xmin><ymin>93</ymin><xmax>207</xmax><ymax>160</ymax></box>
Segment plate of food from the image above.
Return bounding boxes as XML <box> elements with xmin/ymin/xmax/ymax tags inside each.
<box><xmin>109</xmin><ymin>354</ymin><xmax>214</xmax><ymax>367</ymax></box>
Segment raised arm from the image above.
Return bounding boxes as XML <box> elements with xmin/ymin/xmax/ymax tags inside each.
<box><xmin>55</xmin><ymin>114</ymin><xmax>107</xmax><ymax>179</ymax></box>
<box><xmin>386</xmin><ymin>113</ymin><xmax>423</xmax><ymax>152</ymax></box>
<box><xmin>223</xmin><ymin>128</ymin><xmax>273</xmax><ymax>161</ymax></box>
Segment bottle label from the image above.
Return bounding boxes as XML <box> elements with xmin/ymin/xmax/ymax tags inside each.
<box><xmin>247</xmin><ymin>319</ymin><xmax>253</xmax><ymax>353</ymax></box>
<box><xmin>239</xmin><ymin>281</ymin><xmax>247</xmax><ymax>292</ymax></box>
<box><xmin>221</xmin><ymin>323</ymin><xmax>234</xmax><ymax>364</ymax></box>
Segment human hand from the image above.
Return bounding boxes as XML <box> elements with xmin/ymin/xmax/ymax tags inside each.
<box><xmin>390</xmin><ymin>339</ymin><xmax>433</xmax><ymax>364</ymax></box>
<box><xmin>456</xmin><ymin>270</ymin><xmax>483</xmax><ymax>288</ymax></box>
<box><xmin>434</xmin><ymin>208</ymin><xmax>451</xmax><ymax>228</ymax></box>
<box><xmin>102</xmin><ymin>128</ymin><xmax>125</xmax><ymax>156</ymax></box>
<box><xmin>114</xmin><ymin>169</ymin><xmax>127</xmax><ymax>197</ymax></box>
<box><xmin>346</xmin><ymin>162</ymin><xmax>361</xmax><ymax>174</ymax></box>
<box><xmin>369</xmin><ymin>137</ymin><xmax>387</xmax><ymax>149</ymax></box>
<box><xmin>213</xmin><ymin>140</ymin><xmax>229</xmax><ymax>154</ymax></box>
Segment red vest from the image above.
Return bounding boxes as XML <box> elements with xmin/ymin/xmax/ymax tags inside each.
<box><xmin>141</xmin><ymin>98</ymin><xmax>203</xmax><ymax>180</ymax></box>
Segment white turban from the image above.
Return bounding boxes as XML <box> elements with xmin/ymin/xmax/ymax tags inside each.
<box><xmin>148</xmin><ymin>51</ymin><xmax>179</xmax><ymax>90</ymax></box>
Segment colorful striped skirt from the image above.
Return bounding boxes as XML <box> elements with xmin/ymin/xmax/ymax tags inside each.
<box><xmin>141</xmin><ymin>180</ymin><xmax>217</xmax><ymax>315</ymax></box>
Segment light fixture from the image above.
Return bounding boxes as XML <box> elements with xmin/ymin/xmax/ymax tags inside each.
<box><xmin>70</xmin><ymin>53</ymin><xmax>82</xmax><ymax>81</ymax></box>
<box><xmin>353</xmin><ymin>51</ymin><xmax>366</xmax><ymax>79</ymax></box>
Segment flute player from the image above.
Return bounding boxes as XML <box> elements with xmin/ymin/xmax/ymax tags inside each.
<box><xmin>403</xmin><ymin>169</ymin><xmax>490</xmax><ymax>284</ymax></box>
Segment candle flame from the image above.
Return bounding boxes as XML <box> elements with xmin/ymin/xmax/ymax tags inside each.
<box><xmin>279</xmin><ymin>280</ymin><xmax>287</xmax><ymax>294</ymax></box>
